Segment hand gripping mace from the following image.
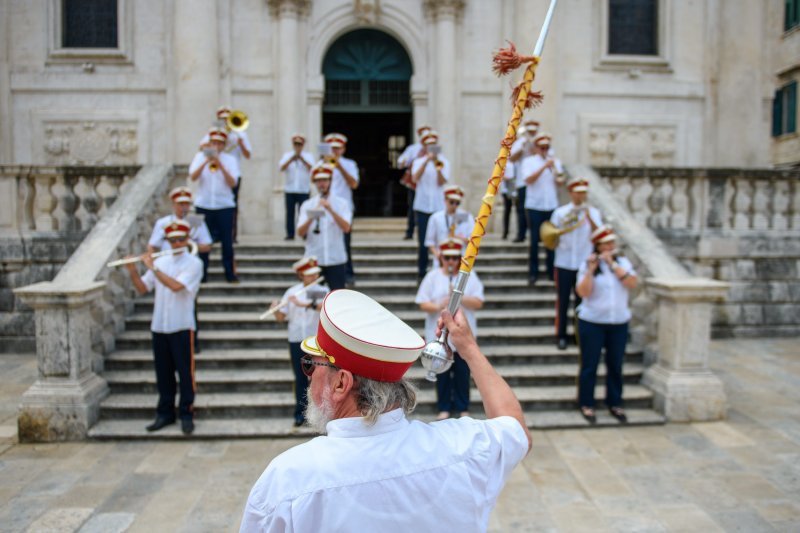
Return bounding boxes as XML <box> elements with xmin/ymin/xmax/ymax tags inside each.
<box><xmin>420</xmin><ymin>0</ymin><xmax>559</xmax><ymax>382</ymax></box>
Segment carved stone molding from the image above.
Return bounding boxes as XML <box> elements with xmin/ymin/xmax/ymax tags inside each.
<box><xmin>423</xmin><ymin>0</ymin><xmax>465</xmax><ymax>21</ymax></box>
<box><xmin>267</xmin><ymin>0</ymin><xmax>311</xmax><ymax>18</ymax></box>
<box><xmin>588</xmin><ymin>125</ymin><xmax>676</xmax><ymax>167</ymax></box>
<box><xmin>42</xmin><ymin>121</ymin><xmax>139</xmax><ymax>165</ymax></box>
<box><xmin>354</xmin><ymin>0</ymin><xmax>380</xmax><ymax>23</ymax></box>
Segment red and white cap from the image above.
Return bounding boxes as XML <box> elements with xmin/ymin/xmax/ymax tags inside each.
<box><xmin>523</xmin><ymin>119</ymin><xmax>540</xmax><ymax>133</ymax></box>
<box><xmin>311</xmin><ymin>164</ymin><xmax>334</xmax><ymax>181</ymax></box>
<box><xmin>439</xmin><ymin>237</ymin><xmax>465</xmax><ymax>256</ymax></box>
<box><xmin>216</xmin><ymin>105</ymin><xmax>232</xmax><ymax>119</ymax></box>
<box><xmin>324</xmin><ymin>133</ymin><xmax>348</xmax><ymax>148</ymax></box>
<box><xmin>169</xmin><ymin>186</ymin><xmax>193</xmax><ymax>203</ymax></box>
<box><xmin>301</xmin><ymin>290</ymin><xmax>425</xmax><ymax>382</ymax></box>
<box><xmin>164</xmin><ymin>220</ymin><xmax>191</xmax><ymax>239</ymax></box>
<box><xmin>416</xmin><ymin>125</ymin><xmax>432</xmax><ymax>137</ymax></box>
<box><xmin>567</xmin><ymin>177</ymin><xmax>589</xmax><ymax>193</ymax></box>
<box><xmin>291</xmin><ymin>133</ymin><xmax>306</xmax><ymax>144</ymax></box>
<box><xmin>443</xmin><ymin>184</ymin><xmax>464</xmax><ymax>201</ymax></box>
<box><xmin>533</xmin><ymin>133</ymin><xmax>552</xmax><ymax>147</ymax></box>
<box><xmin>292</xmin><ymin>256</ymin><xmax>321</xmax><ymax>276</ymax></box>
<box><xmin>421</xmin><ymin>131</ymin><xmax>439</xmax><ymax>146</ymax></box>
<box><xmin>208</xmin><ymin>127</ymin><xmax>228</xmax><ymax>143</ymax></box>
<box><xmin>591</xmin><ymin>225</ymin><xmax>616</xmax><ymax>245</ymax></box>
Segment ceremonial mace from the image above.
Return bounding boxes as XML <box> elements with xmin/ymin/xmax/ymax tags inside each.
<box><xmin>420</xmin><ymin>0</ymin><xmax>559</xmax><ymax>382</ymax></box>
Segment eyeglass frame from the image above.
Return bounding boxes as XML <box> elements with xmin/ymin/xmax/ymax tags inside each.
<box><xmin>442</xmin><ymin>255</ymin><xmax>461</xmax><ymax>261</ymax></box>
<box><xmin>300</xmin><ymin>354</ymin><xmax>338</xmax><ymax>377</ymax></box>
<box><xmin>167</xmin><ymin>236</ymin><xmax>188</xmax><ymax>243</ymax></box>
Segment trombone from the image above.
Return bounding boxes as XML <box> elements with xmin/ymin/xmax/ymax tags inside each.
<box><xmin>107</xmin><ymin>241</ymin><xmax>199</xmax><ymax>268</ymax></box>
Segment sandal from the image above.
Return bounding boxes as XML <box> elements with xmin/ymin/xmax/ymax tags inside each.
<box><xmin>580</xmin><ymin>406</ymin><xmax>597</xmax><ymax>425</ymax></box>
<box><xmin>609</xmin><ymin>407</ymin><xmax>628</xmax><ymax>424</ymax></box>
<box><xmin>436</xmin><ymin>411</ymin><xmax>451</xmax><ymax>421</ymax></box>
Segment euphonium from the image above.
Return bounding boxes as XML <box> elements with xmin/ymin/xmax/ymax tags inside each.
<box><xmin>226</xmin><ymin>110</ymin><xmax>249</xmax><ymax>132</ymax></box>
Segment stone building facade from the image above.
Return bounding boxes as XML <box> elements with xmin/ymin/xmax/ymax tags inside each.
<box><xmin>0</xmin><ymin>0</ymin><xmax>796</xmax><ymax>235</ymax></box>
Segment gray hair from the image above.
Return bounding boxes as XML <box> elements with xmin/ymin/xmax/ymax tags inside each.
<box><xmin>353</xmin><ymin>376</ymin><xmax>418</xmax><ymax>425</ymax></box>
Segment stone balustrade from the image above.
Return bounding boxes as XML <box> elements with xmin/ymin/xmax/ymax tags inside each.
<box><xmin>13</xmin><ymin>164</ymin><xmax>179</xmax><ymax>441</ymax></box>
<box><xmin>571</xmin><ymin>164</ymin><xmax>729</xmax><ymax>422</ymax></box>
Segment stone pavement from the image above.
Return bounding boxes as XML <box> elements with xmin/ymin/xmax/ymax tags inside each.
<box><xmin>1</xmin><ymin>338</ymin><xmax>799</xmax><ymax>532</ymax></box>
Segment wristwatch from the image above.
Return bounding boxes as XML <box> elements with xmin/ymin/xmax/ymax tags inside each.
<box><xmin>151</xmin><ymin>265</ymin><xmax>160</xmax><ymax>273</ymax></box>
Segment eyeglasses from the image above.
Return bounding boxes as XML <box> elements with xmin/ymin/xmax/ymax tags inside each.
<box><xmin>300</xmin><ymin>355</ymin><xmax>338</xmax><ymax>377</ymax></box>
<box><xmin>447</xmin><ymin>200</ymin><xmax>461</xmax><ymax>206</ymax></box>
<box><xmin>442</xmin><ymin>256</ymin><xmax>461</xmax><ymax>261</ymax></box>
<box><xmin>167</xmin><ymin>237</ymin><xmax>187</xmax><ymax>243</ymax></box>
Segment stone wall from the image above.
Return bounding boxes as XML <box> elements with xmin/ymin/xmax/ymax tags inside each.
<box><xmin>595</xmin><ymin>167</ymin><xmax>800</xmax><ymax>337</ymax></box>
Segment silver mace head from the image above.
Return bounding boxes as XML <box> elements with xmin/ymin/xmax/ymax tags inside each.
<box><xmin>419</xmin><ymin>339</ymin><xmax>453</xmax><ymax>382</ymax></box>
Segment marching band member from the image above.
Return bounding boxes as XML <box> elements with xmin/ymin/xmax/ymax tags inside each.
<box><xmin>296</xmin><ymin>165</ymin><xmax>352</xmax><ymax>291</ymax></box>
<box><xmin>550</xmin><ymin>177</ymin><xmax>602</xmax><ymax>350</ymax></box>
<box><xmin>278</xmin><ymin>134</ymin><xmax>314</xmax><ymax>241</ymax></box>
<box><xmin>424</xmin><ymin>184</ymin><xmax>475</xmax><ymax>269</ymax></box>
<box><xmin>124</xmin><ymin>220</ymin><xmax>204</xmax><ymax>435</ymax></box>
<box><xmin>270</xmin><ymin>257</ymin><xmax>329</xmax><ymax>428</ymax></box>
<box><xmin>324</xmin><ymin>133</ymin><xmax>360</xmax><ymax>287</ymax></box>
<box><xmin>416</xmin><ymin>238</ymin><xmax>484</xmax><ymax>420</ymax></box>
<box><xmin>575</xmin><ymin>226</ymin><xmax>638</xmax><ymax>425</ymax></box>
<box><xmin>521</xmin><ymin>132</ymin><xmax>561</xmax><ymax>285</ymax></box>
<box><xmin>189</xmin><ymin>127</ymin><xmax>240</xmax><ymax>283</ymax></box>
<box><xmin>509</xmin><ymin>119</ymin><xmax>539</xmax><ymax>242</ymax></box>
<box><xmin>411</xmin><ymin>130</ymin><xmax>450</xmax><ymax>280</ymax></box>
<box><xmin>397</xmin><ymin>125</ymin><xmax>432</xmax><ymax>240</ymax></box>
<box><xmin>216</xmin><ymin>105</ymin><xmax>252</xmax><ymax>243</ymax></box>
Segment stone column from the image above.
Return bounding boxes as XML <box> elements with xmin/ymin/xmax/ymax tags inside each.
<box><xmin>13</xmin><ymin>281</ymin><xmax>109</xmax><ymax>442</ymax></box>
<box><xmin>641</xmin><ymin>278</ymin><xmax>730</xmax><ymax>421</ymax></box>
<box><xmin>171</xmin><ymin>0</ymin><xmax>220</xmax><ymax>162</ymax></box>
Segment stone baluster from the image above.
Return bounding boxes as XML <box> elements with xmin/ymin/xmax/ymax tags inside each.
<box><xmin>752</xmin><ymin>179</ymin><xmax>770</xmax><ymax>230</ymax></box>
<box><xmin>730</xmin><ymin>176</ymin><xmax>752</xmax><ymax>230</ymax></box>
<box><xmin>73</xmin><ymin>176</ymin><xmax>101</xmax><ymax>231</ymax></box>
<box><xmin>669</xmin><ymin>176</ymin><xmax>689</xmax><ymax>229</ymax></box>
<box><xmin>33</xmin><ymin>174</ymin><xmax>57</xmax><ymax>231</ymax></box>
<box><xmin>772</xmin><ymin>179</ymin><xmax>790</xmax><ymax>231</ymax></box>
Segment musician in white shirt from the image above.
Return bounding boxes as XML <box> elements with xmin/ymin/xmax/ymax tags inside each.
<box><xmin>325</xmin><ymin>133</ymin><xmax>360</xmax><ymax>287</ymax></box>
<box><xmin>424</xmin><ymin>184</ymin><xmax>475</xmax><ymax>269</ymax></box>
<box><xmin>411</xmin><ymin>130</ymin><xmax>450</xmax><ymax>280</ymax></box>
<box><xmin>397</xmin><ymin>125</ymin><xmax>431</xmax><ymax>240</ymax></box>
<box><xmin>279</xmin><ymin>134</ymin><xmax>315</xmax><ymax>241</ymax></box>
<box><xmin>509</xmin><ymin>119</ymin><xmax>540</xmax><ymax>242</ymax></box>
<box><xmin>296</xmin><ymin>165</ymin><xmax>352</xmax><ymax>291</ymax></box>
<box><xmin>271</xmin><ymin>257</ymin><xmax>329</xmax><ymax>427</ymax></box>
<box><xmin>575</xmin><ymin>226</ymin><xmax>638</xmax><ymax>425</ymax></box>
<box><xmin>124</xmin><ymin>220</ymin><xmax>204</xmax><ymax>435</ymax></box>
<box><xmin>189</xmin><ymin>127</ymin><xmax>239</xmax><ymax>283</ymax></box>
<box><xmin>416</xmin><ymin>238</ymin><xmax>484</xmax><ymax>420</ymax></box>
<box><xmin>550</xmin><ymin>178</ymin><xmax>603</xmax><ymax>350</ymax></box>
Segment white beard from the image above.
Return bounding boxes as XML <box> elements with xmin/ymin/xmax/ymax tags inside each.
<box><xmin>304</xmin><ymin>382</ymin><xmax>335</xmax><ymax>434</ymax></box>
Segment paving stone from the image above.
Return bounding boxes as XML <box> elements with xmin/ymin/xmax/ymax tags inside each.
<box><xmin>21</xmin><ymin>506</ymin><xmax>93</xmax><ymax>533</ymax></box>
<box><xmin>77</xmin><ymin>512</ymin><xmax>136</xmax><ymax>533</ymax></box>
<box><xmin>709</xmin><ymin>508</ymin><xmax>777</xmax><ymax>533</ymax></box>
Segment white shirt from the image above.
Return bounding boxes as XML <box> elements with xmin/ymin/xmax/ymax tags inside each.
<box><xmin>141</xmin><ymin>252</ymin><xmax>204</xmax><ymax>334</ymax></box>
<box><xmin>297</xmin><ymin>195</ymin><xmax>352</xmax><ymax>266</ymax></box>
<box><xmin>397</xmin><ymin>143</ymin><xmax>424</xmax><ymax>168</ymax></box>
<box><xmin>521</xmin><ymin>154</ymin><xmax>559</xmax><ymax>211</ymax></box>
<box><xmin>415</xmin><ymin>268</ymin><xmax>484</xmax><ymax>351</ymax></box>
<box><xmin>200</xmin><ymin>131</ymin><xmax>253</xmax><ymax>177</ymax></box>
<box><xmin>576</xmin><ymin>256</ymin><xmax>636</xmax><ymax>325</ymax></box>
<box><xmin>330</xmin><ymin>157</ymin><xmax>360</xmax><ymax>210</ymax></box>
<box><xmin>240</xmin><ymin>409</ymin><xmax>528</xmax><ymax>533</ymax></box>
<box><xmin>550</xmin><ymin>204</ymin><xmax>603</xmax><ymax>271</ymax></box>
<box><xmin>189</xmin><ymin>151</ymin><xmax>239</xmax><ymax>209</ymax></box>
<box><xmin>500</xmin><ymin>161</ymin><xmax>515</xmax><ymax>195</ymax></box>
<box><xmin>279</xmin><ymin>151</ymin><xmax>315</xmax><ymax>194</ymax></box>
<box><xmin>148</xmin><ymin>214</ymin><xmax>213</xmax><ymax>252</ymax></box>
<box><xmin>411</xmin><ymin>155</ymin><xmax>450</xmax><ymax>214</ymax></box>
<box><xmin>278</xmin><ymin>282</ymin><xmax>330</xmax><ymax>343</ymax></box>
<box><xmin>423</xmin><ymin>209</ymin><xmax>475</xmax><ymax>269</ymax></box>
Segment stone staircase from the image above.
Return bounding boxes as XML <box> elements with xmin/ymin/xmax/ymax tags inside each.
<box><xmin>89</xmin><ymin>227</ymin><xmax>664</xmax><ymax>439</ymax></box>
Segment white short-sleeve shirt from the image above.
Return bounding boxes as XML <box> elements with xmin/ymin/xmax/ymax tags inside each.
<box><xmin>148</xmin><ymin>214</ymin><xmax>213</xmax><ymax>252</ymax></box>
<box><xmin>550</xmin><ymin>204</ymin><xmax>603</xmax><ymax>271</ymax></box>
<box><xmin>576</xmin><ymin>256</ymin><xmax>636</xmax><ymax>324</ymax></box>
<box><xmin>415</xmin><ymin>268</ymin><xmax>484</xmax><ymax>351</ymax></box>
<box><xmin>240</xmin><ymin>409</ymin><xmax>529</xmax><ymax>533</ymax></box>
<box><xmin>189</xmin><ymin>151</ymin><xmax>239</xmax><ymax>209</ymax></box>
<box><xmin>423</xmin><ymin>209</ymin><xmax>475</xmax><ymax>269</ymax></box>
<box><xmin>279</xmin><ymin>151</ymin><xmax>315</xmax><ymax>194</ymax></box>
<box><xmin>330</xmin><ymin>157</ymin><xmax>360</xmax><ymax>210</ymax></box>
<box><xmin>297</xmin><ymin>195</ymin><xmax>352</xmax><ymax>266</ymax></box>
<box><xmin>412</xmin><ymin>155</ymin><xmax>450</xmax><ymax>214</ymax></box>
<box><xmin>141</xmin><ymin>252</ymin><xmax>204</xmax><ymax>334</ymax></box>
<box><xmin>397</xmin><ymin>143</ymin><xmax>424</xmax><ymax>168</ymax></box>
<box><xmin>278</xmin><ymin>282</ymin><xmax>330</xmax><ymax>343</ymax></box>
<box><xmin>521</xmin><ymin>154</ymin><xmax>559</xmax><ymax>211</ymax></box>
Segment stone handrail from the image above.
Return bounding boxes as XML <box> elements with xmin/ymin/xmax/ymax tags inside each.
<box><xmin>571</xmin><ymin>164</ymin><xmax>729</xmax><ymax>422</ymax></box>
<box><xmin>13</xmin><ymin>164</ymin><xmax>178</xmax><ymax>441</ymax></box>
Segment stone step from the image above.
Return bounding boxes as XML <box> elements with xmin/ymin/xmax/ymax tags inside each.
<box><xmin>222</xmin><ymin>252</ymin><xmax>532</xmax><ymax>267</ymax></box>
<box><xmin>97</xmin><ymin>384</ymin><xmax>656</xmax><ymax>419</ymax></box>
<box><xmin>88</xmin><ymin>408</ymin><xmax>665</xmax><ymax>440</ymax></box>
<box><xmin>204</xmin><ymin>265</ymin><xmax>546</xmax><ymax>282</ymax></box>
<box><xmin>218</xmin><ymin>240</ymin><xmax>534</xmax><ymax>255</ymax></box>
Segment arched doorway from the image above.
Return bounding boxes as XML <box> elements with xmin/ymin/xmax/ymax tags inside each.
<box><xmin>322</xmin><ymin>29</ymin><xmax>412</xmax><ymax>217</ymax></box>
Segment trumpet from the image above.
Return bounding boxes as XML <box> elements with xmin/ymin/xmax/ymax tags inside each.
<box><xmin>225</xmin><ymin>110</ymin><xmax>249</xmax><ymax>132</ymax></box>
<box><xmin>434</xmin><ymin>159</ymin><xmax>444</xmax><ymax>171</ymax></box>
<box><xmin>209</xmin><ymin>161</ymin><xmax>219</xmax><ymax>172</ymax></box>
<box><xmin>107</xmin><ymin>241</ymin><xmax>199</xmax><ymax>268</ymax></box>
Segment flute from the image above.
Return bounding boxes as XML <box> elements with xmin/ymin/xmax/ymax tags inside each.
<box><xmin>107</xmin><ymin>241</ymin><xmax>198</xmax><ymax>268</ymax></box>
<box><xmin>259</xmin><ymin>276</ymin><xmax>326</xmax><ymax>320</ymax></box>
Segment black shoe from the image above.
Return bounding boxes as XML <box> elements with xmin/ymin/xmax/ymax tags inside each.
<box><xmin>512</xmin><ymin>238</ymin><xmax>525</xmax><ymax>243</ymax></box>
<box><xmin>403</xmin><ymin>234</ymin><xmax>413</xmax><ymax>240</ymax></box>
<box><xmin>580</xmin><ymin>407</ymin><xmax>596</xmax><ymax>425</ymax></box>
<box><xmin>146</xmin><ymin>417</ymin><xmax>175</xmax><ymax>432</ymax></box>
<box><xmin>293</xmin><ymin>419</ymin><xmax>305</xmax><ymax>428</ymax></box>
<box><xmin>227</xmin><ymin>277</ymin><xmax>240</xmax><ymax>284</ymax></box>
<box><xmin>181</xmin><ymin>419</ymin><xmax>195</xmax><ymax>435</ymax></box>
<box><xmin>284</xmin><ymin>236</ymin><xmax>293</xmax><ymax>241</ymax></box>
<box><xmin>528</xmin><ymin>277</ymin><xmax>537</xmax><ymax>287</ymax></box>
<box><xmin>609</xmin><ymin>407</ymin><xmax>628</xmax><ymax>424</ymax></box>
<box><xmin>557</xmin><ymin>338</ymin><xmax>568</xmax><ymax>350</ymax></box>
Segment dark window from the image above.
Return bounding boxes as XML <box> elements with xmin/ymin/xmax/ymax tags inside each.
<box><xmin>62</xmin><ymin>0</ymin><xmax>118</xmax><ymax>48</ymax></box>
<box><xmin>773</xmin><ymin>81</ymin><xmax>798</xmax><ymax>137</ymax></box>
<box><xmin>787</xmin><ymin>0</ymin><xmax>800</xmax><ymax>31</ymax></box>
<box><xmin>608</xmin><ymin>0</ymin><xmax>658</xmax><ymax>55</ymax></box>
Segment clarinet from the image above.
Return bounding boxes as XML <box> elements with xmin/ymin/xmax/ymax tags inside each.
<box><xmin>313</xmin><ymin>193</ymin><xmax>327</xmax><ymax>234</ymax></box>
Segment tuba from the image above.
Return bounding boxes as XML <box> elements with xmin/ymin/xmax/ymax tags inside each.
<box><xmin>226</xmin><ymin>110</ymin><xmax>249</xmax><ymax>132</ymax></box>
<box><xmin>540</xmin><ymin>206</ymin><xmax>598</xmax><ymax>251</ymax></box>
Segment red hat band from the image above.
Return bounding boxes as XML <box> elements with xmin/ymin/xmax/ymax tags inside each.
<box><xmin>591</xmin><ymin>226</ymin><xmax>616</xmax><ymax>244</ymax></box>
<box><xmin>165</xmin><ymin>220</ymin><xmax>191</xmax><ymax>238</ymax></box>
<box><xmin>568</xmin><ymin>179</ymin><xmax>589</xmax><ymax>192</ymax></box>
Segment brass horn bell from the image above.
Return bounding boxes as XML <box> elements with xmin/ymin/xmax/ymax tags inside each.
<box><xmin>226</xmin><ymin>110</ymin><xmax>249</xmax><ymax>132</ymax></box>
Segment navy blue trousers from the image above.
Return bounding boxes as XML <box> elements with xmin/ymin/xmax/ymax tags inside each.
<box><xmin>515</xmin><ymin>186</ymin><xmax>528</xmax><ymax>240</ymax></box>
<box><xmin>577</xmin><ymin>319</ymin><xmax>628</xmax><ymax>409</ymax></box>
<box><xmin>321</xmin><ymin>263</ymin><xmax>347</xmax><ymax>291</ymax></box>
<box><xmin>526</xmin><ymin>208</ymin><xmax>555</xmax><ymax>281</ymax></box>
<box><xmin>405</xmin><ymin>189</ymin><xmax>416</xmax><ymax>238</ymax></box>
<box><xmin>196</xmin><ymin>206</ymin><xmax>236</xmax><ymax>281</ymax></box>
<box><xmin>344</xmin><ymin>232</ymin><xmax>354</xmax><ymax>280</ymax></box>
<box><xmin>285</xmin><ymin>192</ymin><xmax>309</xmax><ymax>239</ymax></box>
<box><xmin>151</xmin><ymin>330</ymin><xmax>195</xmax><ymax>421</ymax></box>
<box><xmin>436</xmin><ymin>352</ymin><xmax>470</xmax><ymax>412</ymax></box>
<box><xmin>288</xmin><ymin>342</ymin><xmax>309</xmax><ymax>424</ymax></box>
<box><xmin>415</xmin><ymin>211</ymin><xmax>432</xmax><ymax>279</ymax></box>
<box><xmin>502</xmin><ymin>193</ymin><xmax>513</xmax><ymax>239</ymax></box>
<box><xmin>555</xmin><ymin>267</ymin><xmax>581</xmax><ymax>342</ymax></box>
<box><xmin>232</xmin><ymin>178</ymin><xmax>241</xmax><ymax>242</ymax></box>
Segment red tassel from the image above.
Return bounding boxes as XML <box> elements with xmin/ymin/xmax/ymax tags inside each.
<box><xmin>511</xmin><ymin>83</ymin><xmax>545</xmax><ymax>110</ymax></box>
<box><xmin>493</xmin><ymin>41</ymin><xmax>528</xmax><ymax>76</ymax></box>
